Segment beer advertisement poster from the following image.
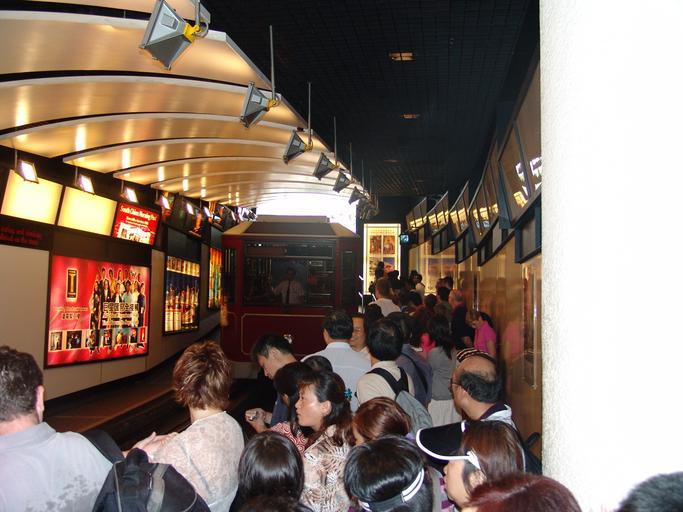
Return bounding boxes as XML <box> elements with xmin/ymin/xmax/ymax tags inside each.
<box><xmin>46</xmin><ymin>255</ymin><xmax>150</xmax><ymax>367</ymax></box>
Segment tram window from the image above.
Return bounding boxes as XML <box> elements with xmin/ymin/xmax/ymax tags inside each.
<box><xmin>243</xmin><ymin>242</ymin><xmax>336</xmax><ymax>307</ymax></box>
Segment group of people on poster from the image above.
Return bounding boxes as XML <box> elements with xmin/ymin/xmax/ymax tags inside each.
<box><xmin>89</xmin><ymin>267</ymin><xmax>147</xmax><ymax>331</ymax></box>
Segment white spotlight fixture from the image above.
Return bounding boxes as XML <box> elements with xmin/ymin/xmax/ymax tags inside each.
<box><xmin>185</xmin><ymin>200</ymin><xmax>195</xmax><ymax>215</ymax></box>
<box><xmin>74</xmin><ymin>168</ymin><xmax>94</xmax><ymax>194</ymax></box>
<box><xmin>312</xmin><ymin>116</ymin><xmax>340</xmax><ymax>179</ymax></box>
<box><xmin>240</xmin><ymin>26</ymin><xmax>280</xmax><ymax>128</ymax></box>
<box><xmin>283</xmin><ymin>82</ymin><xmax>313</xmax><ymax>163</ymax></box>
<box><xmin>333</xmin><ymin>171</ymin><xmax>351</xmax><ymax>193</ymax></box>
<box><xmin>348</xmin><ymin>187</ymin><xmax>364</xmax><ymax>204</ymax></box>
<box><xmin>156</xmin><ymin>191</ymin><xmax>171</xmax><ymax>210</ymax></box>
<box><xmin>121</xmin><ymin>182</ymin><xmax>139</xmax><ymax>203</ymax></box>
<box><xmin>139</xmin><ymin>0</ymin><xmax>210</xmax><ymax>70</ymax></box>
<box><xmin>202</xmin><ymin>204</ymin><xmax>212</xmax><ymax>218</ymax></box>
<box><xmin>13</xmin><ymin>153</ymin><xmax>38</xmax><ymax>183</ymax></box>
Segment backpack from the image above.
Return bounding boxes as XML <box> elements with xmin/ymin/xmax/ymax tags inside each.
<box><xmin>369</xmin><ymin>367</ymin><xmax>433</xmax><ymax>434</ymax></box>
<box><xmin>83</xmin><ymin>430</ymin><xmax>210</xmax><ymax>512</ymax></box>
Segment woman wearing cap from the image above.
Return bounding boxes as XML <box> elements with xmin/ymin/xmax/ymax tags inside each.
<box><xmin>345</xmin><ymin>436</ymin><xmax>433</xmax><ymax>512</ymax></box>
<box><xmin>352</xmin><ymin>398</ymin><xmax>454</xmax><ymax>511</ymax></box>
<box><xmin>438</xmin><ymin>421</ymin><xmax>526</xmax><ymax>508</ymax></box>
<box><xmin>295</xmin><ymin>370</ymin><xmax>354</xmax><ymax>512</ymax></box>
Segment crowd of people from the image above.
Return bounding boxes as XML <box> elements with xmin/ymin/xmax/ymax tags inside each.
<box><xmin>0</xmin><ymin>268</ymin><xmax>678</xmax><ymax>510</ymax></box>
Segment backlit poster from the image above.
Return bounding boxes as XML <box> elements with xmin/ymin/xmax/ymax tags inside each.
<box><xmin>208</xmin><ymin>247</ymin><xmax>223</xmax><ymax>310</ymax></box>
<box><xmin>111</xmin><ymin>203</ymin><xmax>160</xmax><ymax>246</ymax></box>
<box><xmin>47</xmin><ymin>255</ymin><xmax>150</xmax><ymax>367</ymax></box>
<box><xmin>164</xmin><ymin>256</ymin><xmax>200</xmax><ymax>334</ymax></box>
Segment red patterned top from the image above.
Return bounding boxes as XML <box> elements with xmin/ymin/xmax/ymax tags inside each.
<box><xmin>269</xmin><ymin>421</ymin><xmax>308</xmax><ymax>455</ymax></box>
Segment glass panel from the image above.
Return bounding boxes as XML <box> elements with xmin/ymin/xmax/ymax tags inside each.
<box><xmin>456</xmin><ymin>198</ymin><xmax>469</xmax><ymax>233</ymax></box>
<box><xmin>469</xmin><ymin>203</ymin><xmax>482</xmax><ymax>242</ymax></box>
<box><xmin>475</xmin><ymin>189</ymin><xmax>491</xmax><ymax>232</ymax></box>
<box><xmin>499</xmin><ymin>129</ymin><xmax>530</xmax><ymax>221</ymax></box>
<box><xmin>516</xmin><ymin>66</ymin><xmax>542</xmax><ymax>193</ymax></box>
<box><xmin>243</xmin><ymin>242</ymin><xmax>336</xmax><ymax>306</ymax></box>
<box><xmin>483</xmin><ymin>162</ymin><xmax>499</xmax><ymax>220</ymax></box>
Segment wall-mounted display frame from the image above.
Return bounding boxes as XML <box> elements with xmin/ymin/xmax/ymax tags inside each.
<box><xmin>111</xmin><ymin>203</ymin><xmax>160</xmax><ymax>246</ymax></box>
<box><xmin>164</xmin><ymin>255</ymin><xmax>200</xmax><ymax>334</ymax></box>
<box><xmin>363</xmin><ymin>223</ymin><xmax>400</xmax><ymax>293</ymax></box>
<box><xmin>46</xmin><ymin>255</ymin><xmax>150</xmax><ymax>367</ymax></box>
<box><xmin>208</xmin><ymin>247</ymin><xmax>223</xmax><ymax>310</ymax></box>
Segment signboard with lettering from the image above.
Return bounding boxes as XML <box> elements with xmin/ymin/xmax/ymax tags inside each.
<box><xmin>0</xmin><ymin>214</ymin><xmax>52</xmax><ymax>250</ymax></box>
<box><xmin>46</xmin><ymin>255</ymin><xmax>150</xmax><ymax>367</ymax></box>
<box><xmin>111</xmin><ymin>203</ymin><xmax>160</xmax><ymax>246</ymax></box>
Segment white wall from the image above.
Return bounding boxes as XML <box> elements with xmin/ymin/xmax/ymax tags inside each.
<box><xmin>542</xmin><ymin>1</ymin><xmax>683</xmax><ymax>510</ymax></box>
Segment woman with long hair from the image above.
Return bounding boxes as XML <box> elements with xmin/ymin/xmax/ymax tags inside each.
<box><xmin>426</xmin><ymin>314</ymin><xmax>461</xmax><ymax>426</ymax></box>
<box><xmin>470</xmin><ymin>311</ymin><xmax>497</xmax><ymax>358</ymax></box>
<box><xmin>270</xmin><ymin>362</ymin><xmax>314</xmax><ymax>454</ymax></box>
<box><xmin>295</xmin><ymin>371</ymin><xmax>354</xmax><ymax>512</ymax></box>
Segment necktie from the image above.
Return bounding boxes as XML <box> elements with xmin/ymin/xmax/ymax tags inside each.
<box><xmin>285</xmin><ymin>281</ymin><xmax>291</xmax><ymax>304</ymax></box>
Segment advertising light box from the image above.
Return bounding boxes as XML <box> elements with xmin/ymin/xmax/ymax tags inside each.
<box><xmin>208</xmin><ymin>247</ymin><xmax>223</xmax><ymax>310</ymax></box>
<box><xmin>112</xmin><ymin>203</ymin><xmax>160</xmax><ymax>246</ymax></box>
<box><xmin>46</xmin><ymin>255</ymin><xmax>150</xmax><ymax>367</ymax></box>
<box><xmin>164</xmin><ymin>256</ymin><xmax>200</xmax><ymax>334</ymax></box>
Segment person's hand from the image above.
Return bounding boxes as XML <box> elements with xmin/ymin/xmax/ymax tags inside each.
<box><xmin>132</xmin><ymin>431</ymin><xmax>158</xmax><ymax>451</ymax></box>
<box><xmin>245</xmin><ymin>408</ymin><xmax>270</xmax><ymax>433</ymax></box>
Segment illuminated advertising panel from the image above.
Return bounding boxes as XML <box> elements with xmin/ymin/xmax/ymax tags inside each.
<box><xmin>111</xmin><ymin>203</ymin><xmax>160</xmax><ymax>246</ymax></box>
<box><xmin>208</xmin><ymin>247</ymin><xmax>223</xmax><ymax>310</ymax></box>
<box><xmin>164</xmin><ymin>256</ymin><xmax>200</xmax><ymax>334</ymax></box>
<box><xmin>58</xmin><ymin>187</ymin><xmax>116</xmax><ymax>236</ymax></box>
<box><xmin>46</xmin><ymin>255</ymin><xmax>150</xmax><ymax>367</ymax></box>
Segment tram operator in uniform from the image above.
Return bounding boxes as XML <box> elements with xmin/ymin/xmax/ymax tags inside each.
<box><xmin>273</xmin><ymin>267</ymin><xmax>305</xmax><ymax>305</ymax></box>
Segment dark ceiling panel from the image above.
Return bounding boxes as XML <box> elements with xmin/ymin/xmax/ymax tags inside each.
<box><xmin>199</xmin><ymin>0</ymin><xmax>535</xmax><ymax>198</ymax></box>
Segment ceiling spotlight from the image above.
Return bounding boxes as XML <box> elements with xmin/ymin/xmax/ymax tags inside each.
<box><xmin>14</xmin><ymin>159</ymin><xmax>38</xmax><ymax>183</ymax></box>
<box><xmin>283</xmin><ymin>82</ymin><xmax>313</xmax><ymax>163</ymax></box>
<box><xmin>75</xmin><ymin>170</ymin><xmax>94</xmax><ymax>194</ymax></box>
<box><xmin>139</xmin><ymin>0</ymin><xmax>210</xmax><ymax>70</ymax></box>
<box><xmin>203</xmin><ymin>205</ymin><xmax>212</xmax><ymax>217</ymax></box>
<box><xmin>313</xmin><ymin>153</ymin><xmax>337</xmax><ymax>180</ymax></box>
<box><xmin>333</xmin><ymin>171</ymin><xmax>351</xmax><ymax>193</ymax></box>
<box><xmin>185</xmin><ymin>200</ymin><xmax>195</xmax><ymax>215</ymax></box>
<box><xmin>240</xmin><ymin>26</ymin><xmax>280</xmax><ymax>128</ymax></box>
<box><xmin>122</xmin><ymin>185</ymin><xmax>139</xmax><ymax>204</ymax></box>
<box><xmin>348</xmin><ymin>187</ymin><xmax>364</xmax><ymax>204</ymax></box>
<box><xmin>157</xmin><ymin>192</ymin><xmax>171</xmax><ymax>210</ymax></box>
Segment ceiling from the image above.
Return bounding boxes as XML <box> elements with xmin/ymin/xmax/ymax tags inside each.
<box><xmin>0</xmin><ymin>0</ymin><xmax>537</xmax><ymax>209</ymax></box>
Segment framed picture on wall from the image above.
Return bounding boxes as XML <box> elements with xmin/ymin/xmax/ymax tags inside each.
<box><xmin>46</xmin><ymin>255</ymin><xmax>150</xmax><ymax>367</ymax></box>
<box><xmin>522</xmin><ymin>261</ymin><xmax>540</xmax><ymax>389</ymax></box>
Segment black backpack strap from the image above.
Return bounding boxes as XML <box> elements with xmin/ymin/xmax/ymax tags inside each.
<box><xmin>82</xmin><ymin>429</ymin><xmax>125</xmax><ymax>463</ymax></box>
<box><xmin>404</xmin><ymin>354</ymin><xmax>428</xmax><ymax>392</ymax></box>
<box><xmin>369</xmin><ymin>367</ymin><xmax>408</xmax><ymax>398</ymax></box>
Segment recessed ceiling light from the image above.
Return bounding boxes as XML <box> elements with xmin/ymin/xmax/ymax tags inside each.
<box><xmin>400</xmin><ymin>113</ymin><xmax>420</xmax><ymax>119</ymax></box>
<box><xmin>389</xmin><ymin>52</ymin><xmax>414</xmax><ymax>61</ymax></box>
<box><xmin>384</xmin><ymin>159</ymin><xmax>399</xmax><ymax>164</ymax></box>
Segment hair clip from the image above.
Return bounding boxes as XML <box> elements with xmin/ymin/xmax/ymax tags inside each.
<box><xmin>344</xmin><ymin>388</ymin><xmax>353</xmax><ymax>401</ymax></box>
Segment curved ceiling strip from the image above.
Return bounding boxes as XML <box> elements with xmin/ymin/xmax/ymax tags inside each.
<box><xmin>154</xmin><ymin>172</ymin><xmax>341</xmax><ymax>194</ymax></box>
<box><xmin>0</xmin><ymin>113</ymin><xmax>328</xmax><ymax>159</ymax></box>
<box><xmin>0</xmin><ymin>11</ymin><xmax>268</xmax><ymax>90</ymax></box>
<box><xmin>64</xmin><ymin>137</ymin><xmax>323</xmax><ymax>173</ymax></box>
<box><xmin>114</xmin><ymin>157</ymin><xmax>334</xmax><ymax>185</ymax></box>
<box><xmin>0</xmin><ymin>75</ymin><xmax>300</xmax><ymax>134</ymax></box>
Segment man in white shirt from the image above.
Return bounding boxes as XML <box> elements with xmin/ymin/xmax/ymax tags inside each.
<box><xmin>356</xmin><ymin>318</ymin><xmax>415</xmax><ymax>403</ymax></box>
<box><xmin>0</xmin><ymin>346</ymin><xmax>111</xmax><ymax>511</ymax></box>
<box><xmin>369</xmin><ymin>277</ymin><xmax>400</xmax><ymax>316</ymax></box>
<box><xmin>303</xmin><ymin>310</ymin><xmax>370</xmax><ymax>411</ymax></box>
<box><xmin>273</xmin><ymin>267</ymin><xmax>305</xmax><ymax>305</ymax></box>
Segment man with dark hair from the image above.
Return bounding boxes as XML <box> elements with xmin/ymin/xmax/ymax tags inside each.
<box><xmin>436</xmin><ymin>286</ymin><xmax>453</xmax><ymax>318</ymax></box>
<box><xmin>273</xmin><ymin>267</ymin><xmax>305</xmax><ymax>305</ymax></box>
<box><xmin>246</xmin><ymin>333</ymin><xmax>297</xmax><ymax>432</ymax></box>
<box><xmin>349</xmin><ymin>312</ymin><xmax>370</xmax><ymax>360</ymax></box>
<box><xmin>369</xmin><ymin>277</ymin><xmax>400</xmax><ymax>316</ymax></box>
<box><xmin>449</xmin><ymin>289</ymin><xmax>474</xmax><ymax>348</ymax></box>
<box><xmin>0</xmin><ymin>345</ymin><xmax>111</xmax><ymax>510</ymax></box>
<box><xmin>356</xmin><ymin>318</ymin><xmax>415</xmax><ymax>403</ymax></box>
<box><xmin>389</xmin><ymin>312</ymin><xmax>433</xmax><ymax>407</ymax></box>
<box><xmin>617</xmin><ymin>472</ymin><xmax>683</xmax><ymax>512</ymax></box>
<box><xmin>303</xmin><ymin>310</ymin><xmax>370</xmax><ymax>411</ymax></box>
